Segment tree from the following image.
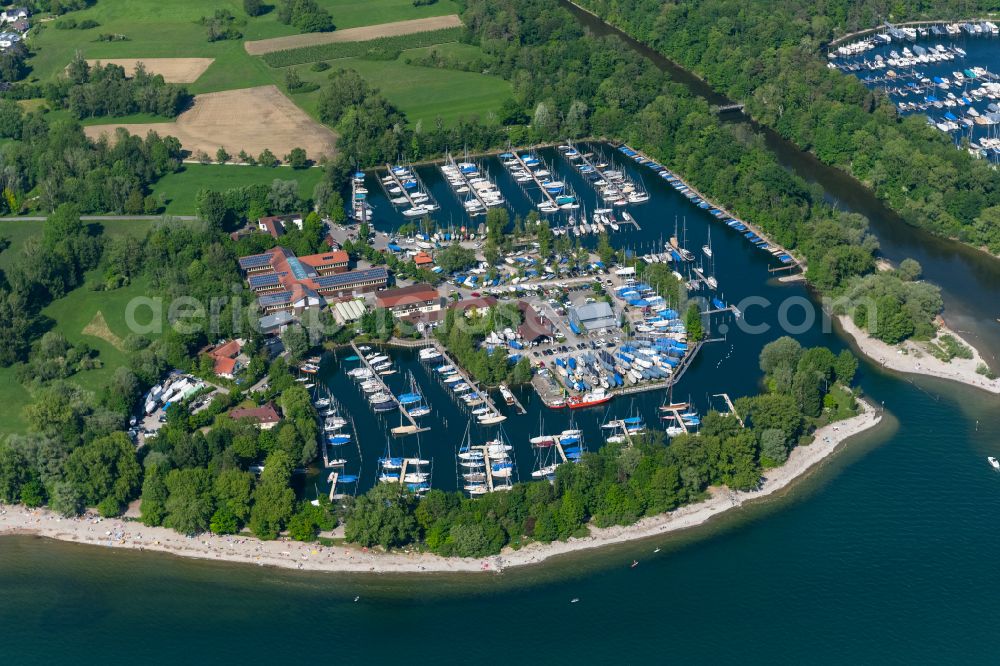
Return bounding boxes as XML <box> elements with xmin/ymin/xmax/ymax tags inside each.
<box><xmin>285</xmin><ymin>147</ymin><xmax>308</xmax><ymax>169</ymax></box>
<box><xmin>759</xmin><ymin>336</ymin><xmax>803</xmax><ymax>376</ymax></box>
<box><xmin>213</xmin><ymin>468</ymin><xmax>254</xmax><ymax>524</ymax></box>
<box><xmin>63</xmin><ymin>432</ymin><xmax>141</xmax><ymax>508</ymax></box>
<box><xmin>268</xmin><ymin>179</ymin><xmax>300</xmax><ymax>213</ymax></box>
<box><xmin>140</xmin><ymin>464</ymin><xmax>169</xmax><ymax>526</ymax></box>
<box><xmin>897</xmin><ymin>258</ymin><xmax>922</xmax><ymax>281</ymax></box>
<box><xmin>537</xmin><ymin>221</ymin><xmax>553</xmax><ymax>257</ymax></box>
<box><xmin>258</xmin><ymin>148</ymin><xmax>278</xmax><ymax>167</ymax></box>
<box><xmin>834</xmin><ymin>350</ymin><xmax>858</xmax><ymax>385</ymax></box>
<box><xmin>435</xmin><ymin>244</ymin><xmax>477</xmax><ymax>273</ymax></box>
<box><xmin>164</xmin><ymin>468</ymin><xmax>215</xmax><ymax>534</ymax></box>
<box><xmin>210</xmin><ymin>506</ymin><xmax>239</xmax><ymax>534</ymax></box>
<box><xmin>281</xmin><ymin>323</ymin><xmax>309</xmax><ymax>362</ymax></box>
<box><xmin>684</xmin><ymin>303</ymin><xmax>703</xmax><ymax>341</ymax></box>
<box><xmin>792</xmin><ymin>369</ymin><xmax>824</xmax><ymax>418</ymax></box>
<box><xmin>196</xmin><ymin>189</ymin><xmax>228</xmax><ymax>229</ymax></box>
<box><xmin>248</xmin><ymin>451</ymin><xmax>296</xmax><ymax>539</ymax></box>
<box><xmin>344</xmin><ymin>483</ymin><xmax>419</xmax><ymax>548</ymax></box>
<box><xmin>67</xmin><ymin>50</ymin><xmax>90</xmax><ymax>84</ymax></box>
<box><xmin>216</xmin><ymin>147</ymin><xmax>230</xmax><ymax>164</ymax></box>
<box><xmin>244</xmin><ymin>0</ymin><xmax>263</xmax><ymax>16</ymax></box>
<box><xmin>759</xmin><ymin>429</ymin><xmax>789</xmax><ymax>467</ymax></box>
<box><xmin>749</xmin><ymin>392</ymin><xmax>803</xmax><ymax>440</ymax></box>
<box><xmin>0</xmin><ymin>443</ymin><xmax>30</xmax><ymax>503</ymax></box>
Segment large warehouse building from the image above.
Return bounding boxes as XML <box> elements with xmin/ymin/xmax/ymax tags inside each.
<box><xmin>568</xmin><ymin>302</ymin><xmax>618</xmax><ymax>333</ymax></box>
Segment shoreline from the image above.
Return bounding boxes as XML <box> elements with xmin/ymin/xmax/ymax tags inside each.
<box><xmin>837</xmin><ymin>315</ymin><xmax>1000</xmax><ymax>395</ymax></box>
<box><xmin>0</xmin><ymin>400</ymin><xmax>882</xmax><ymax>575</ymax></box>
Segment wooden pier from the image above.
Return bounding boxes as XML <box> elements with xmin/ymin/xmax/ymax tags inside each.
<box><xmin>509</xmin><ymin>150</ymin><xmax>559</xmax><ymax>208</ymax></box>
<box><xmin>440</xmin><ymin>154</ymin><xmax>492</xmax><ymax>217</ymax></box>
<box><xmin>499</xmin><ymin>384</ymin><xmax>527</xmax><ymax>415</ymax></box>
<box><xmin>431</xmin><ymin>341</ymin><xmax>506</xmax><ymax>422</ymax></box>
<box><xmin>618</xmin><ymin>143</ymin><xmax>803</xmax><ymax>273</ymax></box>
<box><xmin>465</xmin><ymin>443</ymin><xmax>513</xmax><ymax>493</ymax></box>
<box><xmin>565</xmin><ymin>141</ymin><xmax>642</xmax><ymax>230</ymax></box>
<box><xmin>380</xmin><ymin>163</ymin><xmax>438</xmax><ymax>211</ymax></box>
<box><xmin>350</xmin><ymin>342</ymin><xmax>430</xmax><ymax>434</ymax></box>
<box><xmin>713</xmin><ymin>392</ymin><xmax>745</xmax><ymax>427</ymax></box>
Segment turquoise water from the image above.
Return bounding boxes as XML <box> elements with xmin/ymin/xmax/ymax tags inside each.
<box><xmin>5</xmin><ymin>12</ymin><xmax>1000</xmax><ymax>663</ymax></box>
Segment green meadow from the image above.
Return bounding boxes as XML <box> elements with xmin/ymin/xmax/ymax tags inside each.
<box><xmin>286</xmin><ymin>45</ymin><xmax>511</xmax><ymax>128</ymax></box>
<box><xmin>151</xmin><ymin>163</ymin><xmax>326</xmax><ymax>214</ymax></box>
<box><xmin>0</xmin><ymin>220</ymin><xmax>157</xmax><ymax>435</ymax></box>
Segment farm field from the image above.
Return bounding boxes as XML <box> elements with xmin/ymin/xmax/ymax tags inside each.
<box><xmin>245</xmin><ymin>14</ymin><xmax>463</xmax><ymax>55</ymax></box>
<box><xmin>83</xmin><ymin>85</ymin><xmax>338</xmax><ymax>161</ymax></box>
<box><xmin>151</xmin><ymin>163</ymin><xmax>325</xmax><ymax>214</ymax></box>
<box><xmin>81</xmin><ymin>58</ymin><xmax>216</xmax><ymax>83</ymax></box>
<box><xmin>26</xmin><ymin>0</ymin><xmax>459</xmax><ymax>90</ymax></box>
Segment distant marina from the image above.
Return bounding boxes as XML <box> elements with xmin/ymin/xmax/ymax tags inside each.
<box><xmin>828</xmin><ymin>21</ymin><xmax>1000</xmax><ymax>160</ymax></box>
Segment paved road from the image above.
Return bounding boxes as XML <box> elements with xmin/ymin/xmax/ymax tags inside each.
<box><xmin>0</xmin><ymin>215</ymin><xmax>199</xmax><ymax>221</ymax></box>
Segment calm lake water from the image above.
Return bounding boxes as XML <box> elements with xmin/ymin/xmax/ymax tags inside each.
<box><xmin>4</xmin><ymin>10</ymin><xmax>1000</xmax><ymax>664</ymax></box>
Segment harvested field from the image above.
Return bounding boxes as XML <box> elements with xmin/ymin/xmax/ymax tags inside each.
<box><xmin>81</xmin><ymin>58</ymin><xmax>215</xmax><ymax>83</ymax></box>
<box><xmin>244</xmin><ymin>15</ymin><xmax>463</xmax><ymax>55</ymax></box>
<box><xmin>83</xmin><ymin>85</ymin><xmax>337</xmax><ymax>161</ymax></box>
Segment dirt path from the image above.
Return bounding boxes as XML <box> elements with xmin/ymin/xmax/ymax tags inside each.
<box><xmin>244</xmin><ymin>15</ymin><xmax>463</xmax><ymax>55</ymax></box>
<box><xmin>84</xmin><ymin>85</ymin><xmax>337</xmax><ymax>161</ymax></box>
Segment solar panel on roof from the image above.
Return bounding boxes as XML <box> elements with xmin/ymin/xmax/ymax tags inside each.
<box><xmin>248</xmin><ymin>273</ymin><xmax>280</xmax><ymax>288</ymax></box>
<box><xmin>258</xmin><ymin>292</ymin><xmax>292</xmax><ymax>307</ymax></box>
<box><xmin>238</xmin><ymin>253</ymin><xmax>274</xmax><ymax>270</ymax></box>
<box><xmin>314</xmin><ymin>267</ymin><xmax>387</xmax><ymax>289</ymax></box>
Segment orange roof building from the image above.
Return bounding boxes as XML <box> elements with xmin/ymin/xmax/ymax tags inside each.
<box><xmin>375</xmin><ymin>283</ymin><xmax>442</xmax><ymax>317</ymax></box>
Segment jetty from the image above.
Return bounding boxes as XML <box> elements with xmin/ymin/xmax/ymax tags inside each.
<box><xmin>617</xmin><ymin>143</ymin><xmax>803</xmax><ymax>272</ymax></box>
<box><xmin>380</xmin><ymin>163</ymin><xmax>438</xmax><ymax>213</ymax></box>
<box><xmin>713</xmin><ymin>392</ymin><xmax>745</xmax><ymax>427</ymax></box>
<box><xmin>508</xmin><ymin>150</ymin><xmax>559</xmax><ymax>209</ymax></box>
<box><xmin>659</xmin><ymin>401</ymin><xmax>692</xmax><ymax>435</ymax></box>
<box><xmin>562</xmin><ymin>142</ymin><xmax>645</xmax><ymax>228</ymax></box>
<box><xmin>440</xmin><ymin>154</ymin><xmax>502</xmax><ymax>218</ymax></box>
<box><xmin>350</xmin><ymin>342</ymin><xmax>430</xmax><ymax>434</ymax></box>
<box><xmin>430</xmin><ymin>341</ymin><xmax>506</xmax><ymax>423</ymax></box>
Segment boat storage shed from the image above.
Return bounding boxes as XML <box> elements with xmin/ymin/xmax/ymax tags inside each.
<box><xmin>568</xmin><ymin>302</ymin><xmax>617</xmax><ymax>332</ymax></box>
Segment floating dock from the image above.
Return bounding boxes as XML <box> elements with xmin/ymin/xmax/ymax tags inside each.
<box><xmin>617</xmin><ymin>144</ymin><xmax>803</xmax><ymax>272</ymax></box>
<box><xmin>351</xmin><ymin>342</ymin><xmax>430</xmax><ymax>434</ymax></box>
<box><xmin>429</xmin><ymin>341</ymin><xmax>507</xmax><ymax>424</ymax></box>
<box><xmin>506</xmin><ymin>150</ymin><xmax>559</xmax><ymax>210</ymax></box>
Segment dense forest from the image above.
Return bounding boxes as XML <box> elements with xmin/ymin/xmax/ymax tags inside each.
<box><xmin>573</xmin><ymin>0</ymin><xmax>1000</xmax><ymax>254</ymax></box>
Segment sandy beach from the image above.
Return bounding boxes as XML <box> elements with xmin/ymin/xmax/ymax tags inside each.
<box><xmin>0</xmin><ymin>400</ymin><xmax>881</xmax><ymax>575</ymax></box>
<box><xmin>838</xmin><ymin>316</ymin><xmax>1000</xmax><ymax>395</ymax></box>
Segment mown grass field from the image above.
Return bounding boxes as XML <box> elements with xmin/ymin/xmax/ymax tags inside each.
<box><xmin>41</xmin><ymin>274</ymin><xmax>157</xmax><ymax>392</ymax></box>
<box><xmin>151</xmin><ymin>163</ymin><xmax>325</xmax><ymax>213</ymax></box>
<box><xmin>0</xmin><ymin>220</ymin><xmax>156</xmax><ymax>436</ymax></box>
<box><xmin>288</xmin><ymin>47</ymin><xmax>510</xmax><ymax>128</ymax></box>
<box><xmin>0</xmin><ymin>219</ymin><xmax>152</xmax><ymax>271</ymax></box>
